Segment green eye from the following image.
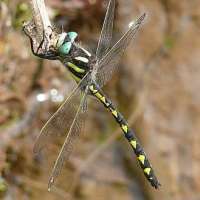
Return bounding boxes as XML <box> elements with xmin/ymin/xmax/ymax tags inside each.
<box><xmin>59</xmin><ymin>42</ymin><xmax>72</xmax><ymax>55</ymax></box>
<box><xmin>68</xmin><ymin>32</ymin><xmax>78</xmax><ymax>42</ymax></box>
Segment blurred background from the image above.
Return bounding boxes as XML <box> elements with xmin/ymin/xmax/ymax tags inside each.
<box><xmin>1</xmin><ymin>0</ymin><xmax>200</xmax><ymax>199</ymax></box>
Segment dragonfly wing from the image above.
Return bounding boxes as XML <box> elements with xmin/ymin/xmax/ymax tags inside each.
<box><xmin>95</xmin><ymin>0</ymin><xmax>115</xmax><ymax>60</ymax></box>
<box><xmin>48</xmin><ymin>88</ymin><xmax>88</xmax><ymax>191</ymax></box>
<box><xmin>95</xmin><ymin>13</ymin><xmax>146</xmax><ymax>88</ymax></box>
<box><xmin>33</xmin><ymin>73</ymin><xmax>89</xmax><ymax>154</ymax></box>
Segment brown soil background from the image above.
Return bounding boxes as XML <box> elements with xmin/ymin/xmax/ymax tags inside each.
<box><xmin>0</xmin><ymin>0</ymin><xmax>200</xmax><ymax>199</ymax></box>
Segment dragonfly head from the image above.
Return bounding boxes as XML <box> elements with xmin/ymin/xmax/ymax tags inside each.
<box><xmin>56</xmin><ymin>32</ymin><xmax>78</xmax><ymax>56</ymax></box>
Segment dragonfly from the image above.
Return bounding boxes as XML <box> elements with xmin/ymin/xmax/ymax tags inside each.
<box><xmin>24</xmin><ymin>0</ymin><xmax>160</xmax><ymax>191</ymax></box>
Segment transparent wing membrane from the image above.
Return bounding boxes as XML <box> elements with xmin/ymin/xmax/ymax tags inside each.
<box><xmin>95</xmin><ymin>13</ymin><xmax>146</xmax><ymax>88</ymax></box>
<box><xmin>33</xmin><ymin>74</ymin><xmax>89</xmax><ymax>155</ymax></box>
<box><xmin>48</xmin><ymin>90</ymin><xmax>88</xmax><ymax>191</ymax></box>
<box><xmin>96</xmin><ymin>0</ymin><xmax>115</xmax><ymax>60</ymax></box>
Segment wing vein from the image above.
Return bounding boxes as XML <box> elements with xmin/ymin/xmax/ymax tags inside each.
<box><xmin>95</xmin><ymin>13</ymin><xmax>146</xmax><ymax>87</ymax></box>
<box><xmin>96</xmin><ymin>0</ymin><xmax>115</xmax><ymax>60</ymax></box>
<box><xmin>48</xmin><ymin>88</ymin><xmax>88</xmax><ymax>191</ymax></box>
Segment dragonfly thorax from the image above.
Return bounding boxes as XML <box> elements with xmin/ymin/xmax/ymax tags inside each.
<box><xmin>56</xmin><ymin>32</ymin><xmax>95</xmax><ymax>82</ymax></box>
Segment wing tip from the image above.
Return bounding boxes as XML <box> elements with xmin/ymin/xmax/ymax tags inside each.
<box><xmin>48</xmin><ymin>177</ymin><xmax>54</xmax><ymax>192</ymax></box>
<box><xmin>137</xmin><ymin>13</ymin><xmax>147</xmax><ymax>24</ymax></box>
<box><xmin>129</xmin><ymin>13</ymin><xmax>146</xmax><ymax>29</ymax></box>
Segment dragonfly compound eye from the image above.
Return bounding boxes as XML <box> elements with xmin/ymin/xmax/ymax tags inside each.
<box><xmin>57</xmin><ymin>32</ymin><xmax>78</xmax><ymax>55</ymax></box>
<box><xmin>59</xmin><ymin>42</ymin><xmax>72</xmax><ymax>55</ymax></box>
<box><xmin>67</xmin><ymin>32</ymin><xmax>78</xmax><ymax>42</ymax></box>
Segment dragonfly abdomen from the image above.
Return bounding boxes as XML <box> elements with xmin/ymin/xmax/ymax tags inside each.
<box><xmin>89</xmin><ymin>83</ymin><xmax>161</xmax><ymax>189</ymax></box>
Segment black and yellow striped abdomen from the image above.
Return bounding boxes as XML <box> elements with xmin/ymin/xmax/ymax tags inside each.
<box><xmin>89</xmin><ymin>83</ymin><xmax>161</xmax><ymax>189</ymax></box>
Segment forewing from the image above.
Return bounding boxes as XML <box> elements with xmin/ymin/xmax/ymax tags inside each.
<box><xmin>33</xmin><ymin>74</ymin><xmax>89</xmax><ymax>154</ymax></box>
<box><xmin>95</xmin><ymin>13</ymin><xmax>146</xmax><ymax>88</ymax></box>
<box><xmin>96</xmin><ymin>0</ymin><xmax>115</xmax><ymax>60</ymax></box>
<box><xmin>48</xmin><ymin>88</ymin><xmax>88</xmax><ymax>191</ymax></box>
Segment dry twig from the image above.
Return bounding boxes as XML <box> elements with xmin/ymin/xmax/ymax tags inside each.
<box><xmin>23</xmin><ymin>0</ymin><xmax>59</xmax><ymax>57</ymax></box>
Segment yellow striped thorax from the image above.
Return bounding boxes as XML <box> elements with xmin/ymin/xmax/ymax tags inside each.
<box><xmin>67</xmin><ymin>62</ymin><xmax>85</xmax><ymax>73</ymax></box>
<box><xmin>70</xmin><ymin>72</ymin><xmax>81</xmax><ymax>83</ymax></box>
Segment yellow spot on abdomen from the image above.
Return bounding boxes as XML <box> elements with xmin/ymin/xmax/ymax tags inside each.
<box><xmin>89</xmin><ymin>85</ymin><xmax>98</xmax><ymax>93</ymax></box>
<box><xmin>122</xmin><ymin>124</ymin><xmax>128</xmax><ymax>133</ymax></box>
<box><xmin>112</xmin><ymin>110</ymin><xmax>118</xmax><ymax>118</ymax></box>
<box><xmin>95</xmin><ymin>92</ymin><xmax>103</xmax><ymax>99</ymax></box>
<box><xmin>100</xmin><ymin>96</ymin><xmax>106</xmax><ymax>103</ymax></box>
<box><xmin>144</xmin><ymin>168</ymin><xmax>151</xmax><ymax>175</ymax></box>
<box><xmin>130</xmin><ymin>140</ymin><xmax>137</xmax><ymax>149</ymax></box>
<box><xmin>138</xmin><ymin>155</ymin><xmax>145</xmax><ymax>165</ymax></box>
